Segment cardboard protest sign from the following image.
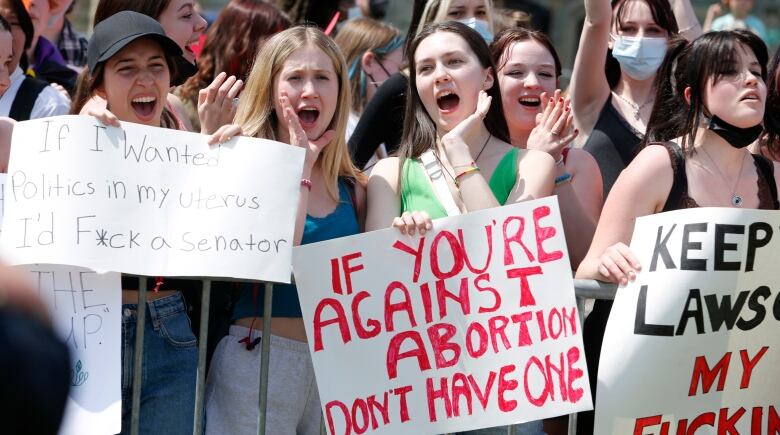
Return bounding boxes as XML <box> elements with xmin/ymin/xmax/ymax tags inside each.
<box><xmin>1</xmin><ymin>173</ymin><xmax>122</xmax><ymax>435</ymax></box>
<box><xmin>595</xmin><ymin>208</ymin><xmax>780</xmax><ymax>434</ymax></box>
<box><xmin>0</xmin><ymin>116</ymin><xmax>304</xmax><ymax>282</ymax></box>
<box><xmin>293</xmin><ymin>197</ymin><xmax>592</xmax><ymax>435</ymax></box>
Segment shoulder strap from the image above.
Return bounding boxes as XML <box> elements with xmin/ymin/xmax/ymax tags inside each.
<box><xmin>751</xmin><ymin>154</ymin><xmax>779</xmax><ymax>210</ymax></box>
<box><xmin>419</xmin><ymin>150</ymin><xmax>461</xmax><ymax>216</ymax></box>
<box><xmin>659</xmin><ymin>141</ymin><xmax>686</xmax><ymax>212</ymax></box>
<box><xmin>9</xmin><ymin>77</ymin><xmax>48</xmax><ymax>121</ymax></box>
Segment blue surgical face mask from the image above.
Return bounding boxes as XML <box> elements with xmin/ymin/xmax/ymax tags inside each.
<box><xmin>458</xmin><ymin>17</ymin><xmax>493</xmax><ymax>42</ymax></box>
<box><xmin>610</xmin><ymin>35</ymin><xmax>667</xmax><ymax>81</ymax></box>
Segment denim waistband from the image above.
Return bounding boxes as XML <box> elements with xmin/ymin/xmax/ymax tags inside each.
<box><xmin>122</xmin><ymin>291</ymin><xmax>187</xmax><ymax>322</ymax></box>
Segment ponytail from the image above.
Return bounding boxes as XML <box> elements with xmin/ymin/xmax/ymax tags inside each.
<box><xmin>642</xmin><ymin>37</ymin><xmax>691</xmax><ymax>150</ymax></box>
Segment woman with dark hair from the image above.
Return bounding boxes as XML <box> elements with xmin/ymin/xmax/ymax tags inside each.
<box><xmin>757</xmin><ymin>46</ymin><xmax>780</xmax><ymax>158</ymax></box>
<box><xmin>367</xmin><ymin>21</ymin><xmax>553</xmax><ymax>239</ymax></box>
<box><xmin>0</xmin><ymin>0</ymin><xmax>69</xmax><ymax>120</ymax></box>
<box><xmin>492</xmin><ymin>28</ymin><xmax>602</xmax><ymax>269</ymax></box>
<box><xmin>577</xmin><ymin>29</ymin><xmax>775</xmax><ymax>434</ymax></box>
<box><xmin>572</xmin><ymin>0</ymin><xmax>702</xmax><ymax>197</ymax></box>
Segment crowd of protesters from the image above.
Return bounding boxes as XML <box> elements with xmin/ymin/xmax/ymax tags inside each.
<box><xmin>0</xmin><ymin>0</ymin><xmax>778</xmax><ymax>434</ymax></box>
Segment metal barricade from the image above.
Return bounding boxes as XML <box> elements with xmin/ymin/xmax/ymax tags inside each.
<box><xmin>126</xmin><ymin>278</ymin><xmax>617</xmax><ymax>435</ymax></box>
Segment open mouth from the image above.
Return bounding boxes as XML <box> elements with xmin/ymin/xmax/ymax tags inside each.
<box><xmin>740</xmin><ymin>94</ymin><xmax>760</xmax><ymax>102</ymax></box>
<box><xmin>436</xmin><ymin>91</ymin><xmax>460</xmax><ymax>112</ymax></box>
<box><xmin>518</xmin><ymin>96</ymin><xmax>541</xmax><ymax>108</ymax></box>
<box><xmin>131</xmin><ymin>96</ymin><xmax>157</xmax><ymax>120</ymax></box>
<box><xmin>297</xmin><ymin>108</ymin><xmax>320</xmax><ymax>126</ymax></box>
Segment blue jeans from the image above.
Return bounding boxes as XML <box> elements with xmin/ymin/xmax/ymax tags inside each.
<box><xmin>121</xmin><ymin>292</ymin><xmax>197</xmax><ymax>435</ymax></box>
<box><xmin>458</xmin><ymin>420</ymin><xmax>546</xmax><ymax>435</ymax></box>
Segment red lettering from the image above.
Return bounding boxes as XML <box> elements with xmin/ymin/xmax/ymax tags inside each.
<box><xmin>506</xmin><ymin>266</ymin><xmax>543</xmax><ymax>307</ymax></box>
<box><xmin>367</xmin><ymin>393</ymin><xmax>389</xmax><ymax>430</ymax></box>
<box><xmin>563</xmin><ymin>306</ymin><xmax>578</xmax><ymax>336</ymax></box>
<box><xmin>536</xmin><ymin>310</ymin><xmax>548</xmax><ymax>341</ymax></box>
<box><xmin>452</xmin><ymin>372</ymin><xmax>473</xmax><ymax>416</ymax></box>
<box><xmin>548</xmin><ymin>308</ymin><xmax>563</xmax><ymax>340</ymax></box>
<box><xmin>502</xmin><ymin>216</ymin><xmax>535</xmax><ymax>265</ymax></box>
<box><xmin>475</xmin><ymin>273</ymin><xmax>501</xmax><ymax>313</ymax></box>
<box><xmin>458</xmin><ymin>226</ymin><xmax>493</xmax><ymax>274</ymax></box>
<box><xmin>330</xmin><ymin>258</ymin><xmax>343</xmax><ymax>294</ymax></box>
<box><xmin>384</xmin><ymin>281</ymin><xmax>417</xmax><ymax>332</ymax></box>
<box><xmin>392</xmin><ymin>238</ymin><xmax>425</xmax><ymax>283</ymax></box>
<box><xmin>386</xmin><ymin>331</ymin><xmax>430</xmax><ymax>379</ymax></box>
<box><xmin>392</xmin><ymin>386</ymin><xmax>413</xmax><ymax>423</ymax></box>
<box><xmin>717</xmin><ymin>407</ymin><xmax>745</xmax><ymax>435</ymax></box>
<box><xmin>325</xmin><ymin>400</ymin><xmax>351</xmax><ymax>435</ymax></box>
<box><xmin>545</xmin><ymin>352</ymin><xmax>566</xmax><ymax>402</ymax></box>
<box><xmin>428</xmin><ymin>323</ymin><xmax>460</xmax><ymax>369</ymax></box>
<box><xmin>498</xmin><ymin>364</ymin><xmax>518</xmax><ymax>412</ymax></box>
<box><xmin>567</xmin><ymin>346</ymin><xmax>585</xmax><ymax>403</ymax></box>
<box><xmin>687</xmin><ymin>412</ymin><xmax>715</xmax><ymax>434</ymax></box>
<box><xmin>426</xmin><ymin>377</ymin><xmax>452</xmax><ymax>422</ymax></box>
<box><xmin>751</xmin><ymin>407</ymin><xmax>762</xmax><ymax>435</ymax></box>
<box><xmin>436</xmin><ymin>277</ymin><xmax>471</xmax><ymax>319</ymax></box>
<box><xmin>313</xmin><ymin>298</ymin><xmax>351</xmax><ymax>352</ymax></box>
<box><xmin>769</xmin><ymin>406</ymin><xmax>780</xmax><ymax>433</ymax></box>
<box><xmin>341</xmin><ymin>252</ymin><xmax>364</xmax><ymax>295</ymax></box>
<box><xmin>533</xmin><ymin>206</ymin><xmax>563</xmax><ymax>263</ymax></box>
<box><xmin>524</xmin><ymin>356</ymin><xmax>550</xmax><ymax>407</ymax></box>
<box><xmin>511</xmin><ymin>312</ymin><xmax>534</xmax><ymax>346</ymax></box>
<box><xmin>688</xmin><ymin>352</ymin><xmax>731</xmax><ymax>396</ymax></box>
<box><xmin>420</xmin><ymin>282</ymin><xmax>434</xmax><ymax>324</ymax></box>
<box><xmin>466</xmin><ymin>321</ymin><xmax>488</xmax><ymax>358</ymax></box>
<box><xmin>739</xmin><ymin>346</ymin><xmax>768</xmax><ymax>389</ymax></box>
<box><xmin>488</xmin><ymin>316</ymin><xmax>511</xmax><ymax>353</ymax></box>
<box><xmin>634</xmin><ymin>415</ymin><xmax>663</xmax><ymax>435</ymax></box>
<box><xmin>430</xmin><ymin>230</ymin><xmax>465</xmax><ymax>280</ymax></box>
<box><xmin>352</xmin><ymin>291</ymin><xmax>380</xmax><ymax>339</ymax></box>
<box><xmin>468</xmin><ymin>371</ymin><xmax>496</xmax><ymax>410</ymax></box>
<box><xmin>351</xmin><ymin>399</ymin><xmax>369</xmax><ymax>434</ymax></box>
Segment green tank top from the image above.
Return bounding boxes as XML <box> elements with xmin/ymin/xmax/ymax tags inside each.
<box><xmin>400</xmin><ymin>147</ymin><xmax>519</xmax><ymax>219</ymax></box>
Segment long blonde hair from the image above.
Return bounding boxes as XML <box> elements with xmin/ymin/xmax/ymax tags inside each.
<box><xmin>418</xmin><ymin>0</ymin><xmax>495</xmax><ymax>37</ymax></box>
<box><xmin>334</xmin><ymin>17</ymin><xmax>402</xmax><ymax>115</ymax></box>
<box><xmin>235</xmin><ymin>26</ymin><xmax>361</xmax><ymax>200</ymax></box>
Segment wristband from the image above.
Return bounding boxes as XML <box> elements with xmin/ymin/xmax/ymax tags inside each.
<box><xmin>555</xmin><ymin>172</ymin><xmax>572</xmax><ymax>186</ymax></box>
<box><xmin>300</xmin><ymin>178</ymin><xmax>312</xmax><ymax>191</ymax></box>
<box><xmin>454</xmin><ymin>166</ymin><xmax>480</xmax><ymax>186</ymax></box>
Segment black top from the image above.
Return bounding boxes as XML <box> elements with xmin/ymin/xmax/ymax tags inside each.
<box><xmin>583</xmin><ymin>94</ymin><xmax>643</xmax><ymax>198</ymax></box>
<box><xmin>348</xmin><ymin>72</ymin><xmax>407</xmax><ymax>168</ymax></box>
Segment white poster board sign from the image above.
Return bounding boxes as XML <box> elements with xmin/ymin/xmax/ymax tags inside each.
<box><xmin>294</xmin><ymin>197</ymin><xmax>592</xmax><ymax>435</ymax></box>
<box><xmin>1</xmin><ymin>173</ymin><xmax>122</xmax><ymax>435</ymax></box>
<box><xmin>595</xmin><ymin>208</ymin><xmax>780</xmax><ymax>434</ymax></box>
<box><xmin>0</xmin><ymin>116</ymin><xmax>304</xmax><ymax>282</ymax></box>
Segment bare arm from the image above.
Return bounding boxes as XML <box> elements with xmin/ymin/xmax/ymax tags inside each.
<box><xmin>557</xmin><ymin>149</ymin><xmax>603</xmax><ymax>268</ymax></box>
<box><xmin>569</xmin><ymin>0</ymin><xmax>612</xmax><ymax>136</ymax></box>
<box><xmin>670</xmin><ymin>0</ymin><xmax>703</xmax><ymax>40</ymax></box>
<box><xmin>0</xmin><ymin>117</ymin><xmax>15</xmax><ymax>173</ymax></box>
<box><xmin>365</xmin><ymin>157</ymin><xmax>403</xmax><ymax>232</ymax></box>
<box><xmin>576</xmin><ymin>144</ymin><xmax>672</xmax><ymax>284</ymax></box>
<box><xmin>508</xmin><ymin>149</ymin><xmax>555</xmax><ymax>203</ymax></box>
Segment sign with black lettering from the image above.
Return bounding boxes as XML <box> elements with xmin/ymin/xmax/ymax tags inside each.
<box><xmin>0</xmin><ymin>116</ymin><xmax>304</xmax><ymax>282</ymax></box>
<box><xmin>595</xmin><ymin>208</ymin><xmax>780</xmax><ymax>433</ymax></box>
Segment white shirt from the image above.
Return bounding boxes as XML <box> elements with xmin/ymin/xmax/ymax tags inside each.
<box><xmin>0</xmin><ymin>67</ymin><xmax>70</xmax><ymax>119</ymax></box>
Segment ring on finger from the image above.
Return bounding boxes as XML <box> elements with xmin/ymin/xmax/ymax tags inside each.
<box><xmin>551</xmin><ymin>130</ymin><xmax>560</xmax><ymax>136</ymax></box>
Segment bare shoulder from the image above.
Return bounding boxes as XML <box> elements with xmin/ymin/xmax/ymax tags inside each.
<box><xmin>369</xmin><ymin>156</ymin><xmax>402</xmax><ymax>180</ymax></box>
<box><xmin>613</xmin><ymin>143</ymin><xmax>676</xmax><ymax>209</ymax></box>
<box><xmin>566</xmin><ymin>148</ymin><xmax>599</xmax><ymax>175</ymax></box>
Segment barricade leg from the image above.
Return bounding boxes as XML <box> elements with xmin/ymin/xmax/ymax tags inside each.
<box><xmin>130</xmin><ymin>277</ymin><xmax>148</xmax><ymax>435</ymax></box>
<box><xmin>193</xmin><ymin>280</ymin><xmax>211</xmax><ymax>434</ymax></box>
<box><xmin>257</xmin><ymin>283</ymin><xmax>274</xmax><ymax>435</ymax></box>
<box><xmin>567</xmin><ymin>412</ymin><xmax>577</xmax><ymax>435</ymax></box>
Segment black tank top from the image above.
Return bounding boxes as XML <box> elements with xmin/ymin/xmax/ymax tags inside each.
<box><xmin>583</xmin><ymin>94</ymin><xmax>643</xmax><ymax>197</ymax></box>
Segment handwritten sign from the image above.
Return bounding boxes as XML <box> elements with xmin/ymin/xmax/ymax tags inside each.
<box><xmin>1</xmin><ymin>173</ymin><xmax>121</xmax><ymax>435</ymax></box>
<box><xmin>0</xmin><ymin>116</ymin><xmax>304</xmax><ymax>282</ymax></box>
<box><xmin>293</xmin><ymin>197</ymin><xmax>592</xmax><ymax>435</ymax></box>
<box><xmin>595</xmin><ymin>208</ymin><xmax>780</xmax><ymax>434</ymax></box>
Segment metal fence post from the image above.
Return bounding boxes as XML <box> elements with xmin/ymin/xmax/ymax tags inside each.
<box><xmin>130</xmin><ymin>277</ymin><xmax>148</xmax><ymax>435</ymax></box>
<box><xmin>193</xmin><ymin>280</ymin><xmax>212</xmax><ymax>434</ymax></box>
<box><xmin>257</xmin><ymin>282</ymin><xmax>274</xmax><ymax>435</ymax></box>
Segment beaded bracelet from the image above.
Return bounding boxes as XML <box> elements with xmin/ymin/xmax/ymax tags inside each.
<box><xmin>555</xmin><ymin>172</ymin><xmax>572</xmax><ymax>186</ymax></box>
<box><xmin>454</xmin><ymin>166</ymin><xmax>480</xmax><ymax>186</ymax></box>
<box><xmin>300</xmin><ymin>178</ymin><xmax>312</xmax><ymax>191</ymax></box>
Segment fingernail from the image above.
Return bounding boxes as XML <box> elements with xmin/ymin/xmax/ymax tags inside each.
<box><xmin>565</xmin><ymin>107</ymin><xmax>569</xmax><ymax>111</ymax></box>
<box><xmin>549</xmin><ymin>98</ymin><xmax>554</xmax><ymax>103</ymax></box>
<box><xmin>575</xmin><ymin>129</ymin><xmax>579</xmax><ymax>133</ymax></box>
<box><xmin>558</xmin><ymin>98</ymin><xmax>563</xmax><ymax>102</ymax></box>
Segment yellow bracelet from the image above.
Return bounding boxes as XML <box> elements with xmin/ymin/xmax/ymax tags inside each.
<box><xmin>454</xmin><ymin>166</ymin><xmax>480</xmax><ymax>186</ymax></box>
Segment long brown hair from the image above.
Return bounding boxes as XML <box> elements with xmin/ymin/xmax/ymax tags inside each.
<box><xmin>234</xmin><ymin>26</ymin><xmax>362</xmax><ymax>200</ymax></box>
<box><xmin>93</xmin><ymin>0</ymin><xmax>171</xmax><ymax>25</ymax></box>
<box><xmin>179</xmin><ymin>0</ymin><xmax>290</xmax><ymax>105</ymax></box>
<box><xmin>399</xmin><ymin>21</ymin><xmax>509</xmax><ymax>160</ymax></box>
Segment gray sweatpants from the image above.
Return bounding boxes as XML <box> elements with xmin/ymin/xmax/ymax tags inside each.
<box><xmin>205</xmin><ymin>325</ymin><xmax>321</xmax><ymax>435</ymax></box>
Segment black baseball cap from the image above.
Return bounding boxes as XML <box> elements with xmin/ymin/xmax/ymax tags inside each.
<box><xmin>87</xmin><ymin>11</ymin><xmax>182</xmax><ymax>74</ymax></box>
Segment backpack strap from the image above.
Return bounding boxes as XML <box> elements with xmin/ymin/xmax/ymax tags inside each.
<box><xmin>658</xmin><ymin>141</ymin><xmax>686</xmax><ymax>212</ymax></box>
<box><xmin>9</xmin><ymin>77</ymin><xmax>49</xmax><ymax>121</ymax></box>
<box><xmin>751</xmin><ymin>154</ymin><xmax>780</xmax><ymax>210</ymax></box>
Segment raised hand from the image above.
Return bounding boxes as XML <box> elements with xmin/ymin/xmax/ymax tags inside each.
<box><xmin>440</xmin><ymin>90</ymin><xmax>492</xmax><ymax>165</ymax></box>
<box><xmin>279</xmin><ymin>92</ymin><xmax>335</xmax><ymax>169</ymax></box>
<box><xmin>198</xmin><ymin>72</ymin><xmax>243</xmax><ymax>134</ymax></box>
<box><xmin>81</xmin><ymin>95</ymin><xmax>120</xmax><ymax>128</ymax></box>
<box><xmin>526</xmin><ymin>89</ymin><xmax>579</xmax><ymax>161</ymax></box>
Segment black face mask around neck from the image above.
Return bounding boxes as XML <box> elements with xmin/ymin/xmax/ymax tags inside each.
<box><xmin>707</xmin><ymin>115</ymin><xmax>763</xmax><ymax>149</ymax></box>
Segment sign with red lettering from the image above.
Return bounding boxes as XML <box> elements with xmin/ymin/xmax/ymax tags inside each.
<box><xmin>595</xmin><ymin>208</ymin><xmax>780</xmax><ymax>434</ymax></box>
<box><xmin>293</xmin><ymin>197</ymin><xmax>592</xmax><ymax>434</ymax></box>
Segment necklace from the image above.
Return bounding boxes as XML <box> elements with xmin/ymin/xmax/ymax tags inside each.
<box><xmin>435</xmin><ymin>133</ymin><xmax>492</xmax><ymax>182</ymax></box>
<box><xmin>611</xmin><ymin>91</ymin><xmax>654</xmax><ymax>121</ymax></box>
<box><xmin>700</xmin><ymin>146</ymin><xmax>747</xmax><ymax>207</ymax></box>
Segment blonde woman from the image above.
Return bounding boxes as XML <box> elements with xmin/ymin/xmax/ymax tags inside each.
<box><xmin>334</xmin><ymin>17</ymin><xmax>403</xmax><ymax>140</ymax></box>
<box><xmin>204</xmin><ymin>26</ymin><xmax>365</xmax><ymax>435</ymax></box>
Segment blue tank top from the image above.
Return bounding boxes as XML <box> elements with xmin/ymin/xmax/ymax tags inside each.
<box><xmin>232</xmin><ymin>178</ymin><xmax>360</xmax><ymax>319</ymax></box>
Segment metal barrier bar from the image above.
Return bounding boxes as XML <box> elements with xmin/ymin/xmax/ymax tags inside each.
<box><xmin>257</xmin><ymin>283</ymin><xmax>274</xmax><ymax>435</ymax></box>
<box><xmin>193</xmin><ymin>280</ymin><xmax>212</xmax><ymax>434</ymax></box>
<box><xmin>130</xmin><ymin>277</ymin><xmax>148</xmax><ymax>435</ymax></box>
